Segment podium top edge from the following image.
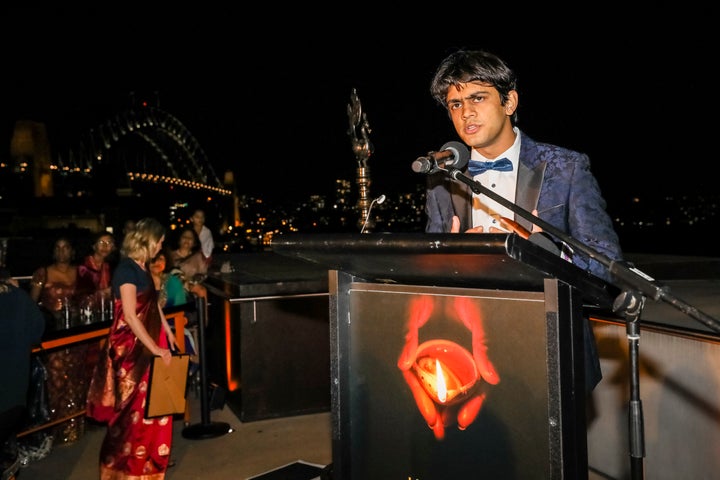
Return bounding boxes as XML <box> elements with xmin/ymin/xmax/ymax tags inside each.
<box><xmin>270</xmin><ymin>233</ymin><xmax>618</xmax><ymax>307</ymax></box>
<box><xmin>271</xmin><ymin>232</ymin><xmax>511</xmax><ymax>254</ymax></box>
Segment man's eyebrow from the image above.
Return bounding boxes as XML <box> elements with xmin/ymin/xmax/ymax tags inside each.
<box><xmin>446</xmin><ymin>90</ymin><xmax>489</xmax><ymax>106</ymax></box>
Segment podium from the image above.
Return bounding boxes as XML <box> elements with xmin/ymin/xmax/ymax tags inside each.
<box><xmin>272</xmin><ymin>233</ymin><xmax>618</xmax><ymax>480</ymax></box>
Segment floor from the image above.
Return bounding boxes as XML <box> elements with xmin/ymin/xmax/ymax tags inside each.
<box><xmin>13</xmin><ymin>398</ymin><xmax>614</xmax><ymax>480</ymax></box>
<box><xmin>15</xmin><ymin>395</ymin><xmax>332</xmax><ymax>480</ymax></box>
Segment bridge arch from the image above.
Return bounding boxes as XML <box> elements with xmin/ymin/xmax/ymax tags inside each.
<box><xmin>55</xmin><ymin>104</ymin><xmax>229</xmax><ymax>197</ymax></box>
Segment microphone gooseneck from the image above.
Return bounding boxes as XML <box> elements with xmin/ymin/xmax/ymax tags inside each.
<box><xmin>361</xmin><ymin>195</ymin><xmax>386</xmax><ymax>233</ymax></box>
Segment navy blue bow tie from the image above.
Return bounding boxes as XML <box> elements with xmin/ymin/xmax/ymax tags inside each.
<box><xmin>467</xmin><ymin>158</ymin><xmax>513</xmax><ymax>176</ymax></box>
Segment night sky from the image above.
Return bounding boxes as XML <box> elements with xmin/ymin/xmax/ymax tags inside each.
<box><xmin>2</xmin><ymin>5</ymin><xmax>716</xmax><ymax>207</ymax></box>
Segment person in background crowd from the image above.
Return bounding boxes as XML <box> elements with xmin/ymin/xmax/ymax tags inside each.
<box><xmin>0</xmin><ymin>267</ymin><xmax>45</xmax><ymax>476</ymax></box>
<box><xmin>190</xmin><ymin>208</ymin><xmax>214</xmax><ymax>266</ymax></box>
<box><xmin>422</xmin><ymin>49</ymin><xmax>623</xmax><ymax>393</ymax></box>
<box><xmin>86</xmin><ymin>217</ymin><xmax>178</xmax><ymax>479</ymax></box>
<box><xmin>149</xmin><ymin>249</ymin><xmax>187</xmax><ymax>309</ymax></box>
<box><xmin>30</xmin><ymin>236</ymin><xmax>78</xmax><ymax>323</ymax></box>
<box><xmin>28</xmin><ymin>235</ymin><xmax>88</xmax><ymax>446</ymax></box>
<box><xmin>76</xmin><ymin>231</ymin><xmax>117</xmax><ymax>319</ymax></box>
<box><xmin>169</xmin><ymin>226</ymin><xmax>208</xmax><ymax>298</ymax></box>
<box><xmin>149</xmin><ymin>249</ymin><xmax>199</xmax><ymax>376</ymax></box>
<box><xmin>75</xmin><ymin>231</ymin><xmax>119</xmax><ymax>450</ymax></box>
<box><xmin>122</xmin><ymin>219</ymin><xmax>136</xmax><ymax>238</ymax></box>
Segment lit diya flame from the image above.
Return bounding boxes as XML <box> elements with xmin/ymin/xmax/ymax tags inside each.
<box><xmin>412</xmin><ymin>340</ymin><xmax>479</xmax><ymax>405</ymax></box>
<box><xmin>436</xmin><ymin>358</ymin><xmax>447</xmax><ymax>403</ymax></box>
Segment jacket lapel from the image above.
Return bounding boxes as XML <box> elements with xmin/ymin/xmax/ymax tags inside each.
<box><xmin>515</xmin><ymin>160</ymin><xmax>545</xmax><ymax>232</ymax></box>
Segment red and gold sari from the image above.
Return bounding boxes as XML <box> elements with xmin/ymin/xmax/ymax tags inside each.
<box><xmin>32</xmin><ymin>266</ymin><xmax>88</xmax><ymax>443</ymax></box>
<box><xmin>77</xmin><ymin>254</ymin><xmax>112</xmax><ymax>294</ymax></box>
<box><xmin>87</xmin><ymin>287</ymin><xmax>172</xmax><ymax>479</ymax></box>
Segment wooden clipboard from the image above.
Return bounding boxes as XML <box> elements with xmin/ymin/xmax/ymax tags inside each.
<box><xmin>146</xmin><ymin>353</ymin><xmax>190</xmax><ymax>418</ymax></box>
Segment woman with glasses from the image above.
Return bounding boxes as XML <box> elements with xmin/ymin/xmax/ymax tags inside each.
<box><xmin>76</xmin><ymin>231</ymin><xmax>117</xmax><ymax>324</ymax></box>
<box><xmin>77</xmin><ymin>231</ymin><xmax>116</xmax><ymax>298</ymax></box>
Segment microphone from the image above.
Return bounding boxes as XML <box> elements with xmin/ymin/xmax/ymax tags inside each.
<box><xmin>411</xmin><ymin>141</ymin><xmax>470</xmax><ymax>174</ymax></box>
<box><xmin>361</xmin><ymin>194</ymin><xmax>386</xmax><ymax>234</ymax></box>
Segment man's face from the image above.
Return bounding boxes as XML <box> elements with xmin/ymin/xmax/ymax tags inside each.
<box><xmin>445</xmin><ymin>82</ymin><xmax>516</xmax><ymax>155</ymax></box>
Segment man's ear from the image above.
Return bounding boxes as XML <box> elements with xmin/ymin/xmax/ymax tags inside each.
<box><xmin>504</xmin><ymin>90</ymin><xmax>519</xmax><ymax>115</ymax></box>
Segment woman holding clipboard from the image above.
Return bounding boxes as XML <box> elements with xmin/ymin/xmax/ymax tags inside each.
<box><xmin>86</xmin><ymin>218</ymin><xmax>179</xmax><ymax>479</ymax></box>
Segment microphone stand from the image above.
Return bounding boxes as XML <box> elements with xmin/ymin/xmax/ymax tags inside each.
<box><xmin>433</xmin><ymin>164</ymin><xmax>720</xmax><ymax>480</ymax></box>
<box><xmin>612</xmin><ymin>289</ymin><xmax>646</xmax><ymax>479</ymax></box>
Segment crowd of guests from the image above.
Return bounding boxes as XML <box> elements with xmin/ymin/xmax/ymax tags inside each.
<box><xmin>28</xmin><ymin>208</ymin><xmax>214</xmax><ymax>331</ymax></box>
<box><xmin>3</xmin><ymin>208</ymin><xmax>215</xmax><ymax>477</ymax></box>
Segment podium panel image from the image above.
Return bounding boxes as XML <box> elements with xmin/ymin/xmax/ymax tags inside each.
<box><xmin>342</xmin><ymin>281</ymin><xmax>570</xmax><ymax>479</ymax></box>
<box><xmin>272</xmin><ymin>233</ymin><xmax>617</xmax><ymax>480</ymax></box>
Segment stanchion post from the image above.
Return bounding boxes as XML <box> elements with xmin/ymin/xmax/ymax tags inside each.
<box><xmin>181</xmin><ymin>294</ymin><xmax>232</xmax><ymax>439</ymax></box>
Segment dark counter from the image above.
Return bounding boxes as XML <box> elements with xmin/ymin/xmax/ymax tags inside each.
<box><xmin>204</xmin><ymin>252</ymin><xmax>329</xmax><ymax>299</ymax></box>
<box><xmin>202</xmin><ymin>252</ymin><xmax>331</xmax><ymax>422</ymax></box>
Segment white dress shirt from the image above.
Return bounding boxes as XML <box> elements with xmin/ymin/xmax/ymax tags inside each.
<box><xmin>470</xmin><ymin>127</ymin><xmax>522</xmax><ymax>232</ymax></box>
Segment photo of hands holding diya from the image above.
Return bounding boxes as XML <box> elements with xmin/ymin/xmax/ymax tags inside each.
<box><xmin>397</xmin><ymin>295</ymin><xmax>500</xmax><ymax>441</ymax></box>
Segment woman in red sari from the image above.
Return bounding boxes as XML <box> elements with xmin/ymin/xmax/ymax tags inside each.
<box><xmin>86</xmin><ymin>218</ymin><xmax>178</xmax><ymax>479</ymax></box>
<box><xmin>77</xmin><ymin>231</ymin><xmax>116</xmax><ymax>298</ymax></box>
<box><xmin>29</xmin><ymin>236</ymin><xmax>87</xmax><ymax>446</ymax></box>
<box><xmin>77</xmin><ymin>231</ymin><xmax>117</xmax><ymax>324</ymax></box>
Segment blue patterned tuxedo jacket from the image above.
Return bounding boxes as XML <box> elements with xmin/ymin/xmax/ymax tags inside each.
<box><xmin>424</xmin><ymin>130</ymin><xmax>623</xmax><ymax>282</ymax></box>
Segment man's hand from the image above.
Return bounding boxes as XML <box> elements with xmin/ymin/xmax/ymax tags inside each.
<box><xmin>450</xmin><ymin>211</ymin><xmax>542</xmax><ymax>236</ymax></box>
<box><xmin>451</xmin><ymin>215</ymin><xmax>486</xmax><ymax>233</ymax></box>
<box><xmin>451</xmin><ymin>215</ymin><xmax>462</xmax><ymax>233</ymax></box>
<box><xmin>450</xmin><ymin>215</ymin><xmax>500</xmax><ymax>234</ymax></box>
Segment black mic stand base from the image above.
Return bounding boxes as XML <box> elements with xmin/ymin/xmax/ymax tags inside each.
<box><xmin>181</xmin><ymin>421</ymin><xmax>232</xmax><ymax>440</ymax></box>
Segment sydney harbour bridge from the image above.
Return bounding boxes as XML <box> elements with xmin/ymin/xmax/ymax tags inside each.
<box><xmin>55</xmin><ymin>105</ymin><xmax>229</xmax><ymax>196</ymax></box>
<box><xmin>3</xmin><ymin>99</ymin><xmax>238</xmax><ymax>237</ymax></box>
